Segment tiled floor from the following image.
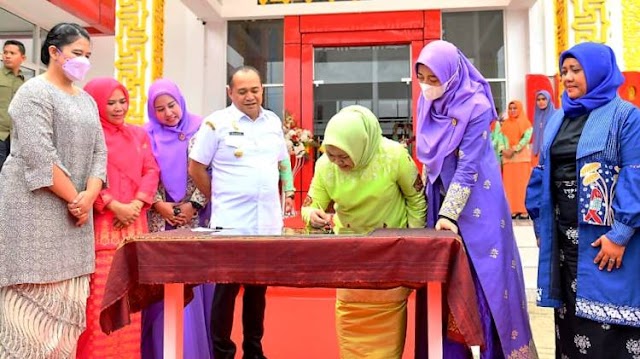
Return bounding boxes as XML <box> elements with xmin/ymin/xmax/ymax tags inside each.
<box><xmin>473</xmin><ymin>303</ymin><xmax>554</xmax><ymax>359</ymax></box>
<box><xmin>513</xmin><ymin>219</ymin><xmax>555</xmax><ymax>359</ymax></box>
<box><xmin>529</xmin><ymin>301</ymin><xmax>555</xmax><ymax>359</ymax></box>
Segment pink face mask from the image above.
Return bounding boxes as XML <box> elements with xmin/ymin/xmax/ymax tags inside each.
<box><xmin>57</xmin><ymin>49</ymin><xmax>91</xmax><ymax>82</ymax></box>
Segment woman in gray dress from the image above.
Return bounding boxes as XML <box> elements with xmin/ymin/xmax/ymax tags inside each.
<box><xmin>0</xmin><ymin>23</ymin><xmax>107</xmax><ymax>358</ymax></box>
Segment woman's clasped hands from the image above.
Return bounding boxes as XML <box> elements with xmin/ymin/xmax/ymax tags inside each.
<box><xmin>109</xmin><ymin>200</ymin><xmax>144</xmax><ymax>229</ymax></box>
<box><xmin>153</xmin><ymin>201</ymin><xmax>196</xmax><ymax>227</ymax></box>
<box><xmin>67</xmin><ymin>191</ymin><xmax>96</xmax><ymax>227</ymax></box>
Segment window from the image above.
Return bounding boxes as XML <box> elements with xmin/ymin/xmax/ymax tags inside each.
<box><xmin>227</xmin><ymin>19</ymin><xmax>284</xmax><ymax>117</ymax></box>
<box><xmin>443</xmin><ymin>10</ymin><xmax>507</xmax><ymax>114</ymax></box>
<box><xmin>0</xmin><ymin>7</ymin><xmax>45</xmax><ymax>79</ymax></box>
<box><xmin>313</xmin><ymin>45</ymin><xmax>412</xmax><ymax>144</ymax></box>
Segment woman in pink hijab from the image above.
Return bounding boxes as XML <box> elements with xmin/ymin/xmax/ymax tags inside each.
<box><xmin>78</xmin><ymin>77</ymin><xmax>160</xmax><ymax>358</ymax></box>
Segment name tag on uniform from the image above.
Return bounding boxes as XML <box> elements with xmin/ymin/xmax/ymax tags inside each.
<box><xmin>229</xmin><ymin>131</ymin><xmax>244</xmax><ymax>136</ymax></box>
<box><xmin>225</xmin><ymin>134</ymin><xmax>246</xmax><ymax>148</ymax></box>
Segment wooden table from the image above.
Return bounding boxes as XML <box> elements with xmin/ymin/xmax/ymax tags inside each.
<box><xmin>99</xmin><ymin>228</ymin><xmax>484</xmax><ymax>358</ymax></box>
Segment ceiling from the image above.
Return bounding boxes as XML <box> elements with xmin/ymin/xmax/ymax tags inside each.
<box><xmin>0</xmin><ymin>0</ymin><xmax>86</xmax><ymax>33</ymax></box>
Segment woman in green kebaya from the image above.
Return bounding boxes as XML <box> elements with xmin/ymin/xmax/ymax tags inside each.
<box><xmin>301</xmin><ymin>105</ymin><xmax>426</xmax><ymax>359</ymax></box>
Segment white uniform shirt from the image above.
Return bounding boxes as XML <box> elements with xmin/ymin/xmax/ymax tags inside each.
<box><xmin>190</xmin><ymin>104</ymin><xmax>287</xmax><ymax>235</ymax></box>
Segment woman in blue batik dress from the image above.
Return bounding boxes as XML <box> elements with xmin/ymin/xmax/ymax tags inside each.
<box><xmin>527</xmin><ymin>42</ymin><xmax>640</xmax><ymax>358</ymax></box>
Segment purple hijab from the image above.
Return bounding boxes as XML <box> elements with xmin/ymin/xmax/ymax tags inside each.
<box><xmin>415</xmin><ymin>40</ymin><xmax>497</xmax><ymax>183</ymax></box>
<box><xmin>145</xmin><ymin>78</ymin><xmax>202</xmax><ymax>201</ymax></box>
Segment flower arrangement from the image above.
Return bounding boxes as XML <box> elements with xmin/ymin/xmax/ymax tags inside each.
<box><xmin>283</xmin><ymin>111</ymin><xmax>318</xmax><ymax>159</ymax></box>
<box><xmin>392</xmin><ymin>122</ymin><xmax>415</xmax><ymax>150</ymax></box>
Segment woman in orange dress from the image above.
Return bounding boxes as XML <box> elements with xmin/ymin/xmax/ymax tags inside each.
<box><xmin>500</xmin><ymin>100</ymin><xmax>533</xmax><ymax>219</ymax></box>
<box><xmin>76</xmin><ymin>77</ymin><xmax>160</xmax><ymax>358</ymax></box>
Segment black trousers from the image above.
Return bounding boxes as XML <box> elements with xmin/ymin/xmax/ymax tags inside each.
<box><xmin>210</xmin><ymin>284</ymin><xmax>267</xmax><ymax>359</ymax></box>
<box><xmin>0</xmin><ymin>136</ymin><xmax>9</xmax><ymax>172</ymax></box>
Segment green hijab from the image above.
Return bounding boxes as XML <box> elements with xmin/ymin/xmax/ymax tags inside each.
<box><xmin>322</xmin><ymin>105</ymin><xmax>382</xmax><ymax>171</ymax></box>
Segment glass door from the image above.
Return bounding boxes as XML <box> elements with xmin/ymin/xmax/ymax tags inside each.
<box><xmin>312</xmin><ymin>45</ymin><xmax>413</xmax><ymax>152</ymax></box>
<box><xmin>286</xmin><ymin>11</ymin><xmax>436</xmax><ymax>197</ymax></box>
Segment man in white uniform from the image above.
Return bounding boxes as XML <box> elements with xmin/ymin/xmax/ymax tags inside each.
<box><xmin>189</xmin><ymin>66</ymin><xmax>294</xmax><ymax>359</ymax></box>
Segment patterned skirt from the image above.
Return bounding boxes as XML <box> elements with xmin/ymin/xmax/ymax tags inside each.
<box><xmin>554</xmin><ymin>180</ymin><xmax>640</xmax><ymax>358</ymax></box>
<box><xmin>76</xmin><ymin>250</ymin><xmax>141</xmax><ymax>359</ymax></box>
<box><xmin>0</xmin><ymin>275</ymin><xmax>89</xmax><ymax>358</ymax></box>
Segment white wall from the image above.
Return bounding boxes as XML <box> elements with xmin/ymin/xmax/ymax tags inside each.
<box><xmin>201</xmin><ymin>17</ymin><xmax>227</xmax><ymax>116</ymax></box>
<box><xmin>179</xmin><ymin>0</ymin><xmax>228</xmax><ymax>116</ymax></box>
<box><xmin>163</xmin><ymin>0</ymin><xmax>207</xmax><ymax>117</ymax></box>
<box><xmin>82</xmin><ymin>34</ymin><xmax>115</xmax><ymax>87</ymax></box>
<box><xmin>607</xmin><ymin>0</ymin><xmax>625</xmax><ymax>70</ymax></box>
<box><xmin>528</xmin><ymin>0</ymin><xmax>571</xmax><ymax>76</ymax></box>
<box><xmin>505</xmin><ymin>8</ymin><xmax>530</xmax><ymax>104</ymax></box>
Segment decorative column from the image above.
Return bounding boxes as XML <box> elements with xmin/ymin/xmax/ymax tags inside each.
<box><xmin>622</xmin><ymin>0</ymin><xmax>640</xmax><ymax>71</ymax></box>
<box><xmin>554</xmin><ymin>0</ymin><xmax>568</xmax><ymax>61</ymax></box>
<box><xmin>554</xmin><ymin>0</ymin><xmax>629</xmax><ymax>66</ymax></box>
<box><xmin>552</xmin><ymin>0</ymin><xmax>639</xmax><ymax>105</ymax></box>
<box><xmin>554</xmin><ymin>0</ymin><xmax>612</xmax><ymax>101</ymax></box>
<box><xmin>114</xmin><ymin>0</ymin><xmax>165</xmax><ymax>125</ymax></box>
<box><xmin>152</xmin><ymin>0</ymin><xmax>165</xmax><ymax>80</ymax></box>
<box><xmin>570</xmin><ymin>0</ymin><xmax>610</xmax><ymax>44</ymax></box>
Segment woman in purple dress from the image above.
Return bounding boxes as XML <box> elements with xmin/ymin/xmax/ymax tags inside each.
<box><xmin>413</xmin><ymin>40</ymin><xmax>537</xmax><ymax>358</ymax></box>
<box><xmin>142</xmin><ymin>78</ymin><xmax>213</xmax><ymax>359</ymax></box>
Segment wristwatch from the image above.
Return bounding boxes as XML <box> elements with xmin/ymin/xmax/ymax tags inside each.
<box><xmin>190</xmin><ymin>201</ymin><xmax>204</xmax><ymax>210</ymax></box>
<box><xmin>285</xmin><ymin>191</ymin><xmax>295</xmax><ymax>199</ymax></box>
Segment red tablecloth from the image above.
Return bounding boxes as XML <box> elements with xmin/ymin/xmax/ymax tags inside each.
<box><xmin>99</xmin><ymin>228</ymin><xmax>483</xmax><ymax>347</ymax></box>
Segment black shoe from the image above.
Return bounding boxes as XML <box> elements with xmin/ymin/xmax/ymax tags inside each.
<box><xmin>243</xmin><ymin>355</ymin><xmax>267</xmax><ymax>359</ymax></box>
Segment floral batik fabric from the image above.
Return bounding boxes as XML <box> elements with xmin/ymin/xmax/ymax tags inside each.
<box><xmin>422</xmin><ymin>109</ymin><xmax>536</xmax><ymax>359</ymax></box>
<box><xmin>553</xmin><ymin>179</ymin><xmax>640</xmax><ymax>359</ymax></box>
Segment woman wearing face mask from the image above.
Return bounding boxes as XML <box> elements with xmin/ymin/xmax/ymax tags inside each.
<box><xmin>302</xmin><ymin>105</ymin><xmax>426</xmax><ymax>359</ymax></box>
<box><xmin>0</xmin><ymin>23</ymin><xmax>107</xmax><ymax>357</ymax></box>
<box><xmin>531</xmin><ymin>90</ymin><xmax>556</xmax><ymax>167</ymax></box>
<box><xmin>527</xmin><ymin>42</ymin><xmax>640</xmax><ymax>359</ymax></box>
<box><xmin>414</xmin><ymin>40</ymin><xmax>536</xmax><ymax>358</ymax></box>
<box><xmin>75</xmin><ymin>77</ymin><xmax>160</xmax><ymax>358</ymax></box>
<box><xmin>142</xmin><ymin>78</ymin><xmax>213</xmax><ymax>359</ymax></box>
<box><xmin>500</xmin><ymin>100</ymin><xmax>533</xmax><ymax>219</ymax></box>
